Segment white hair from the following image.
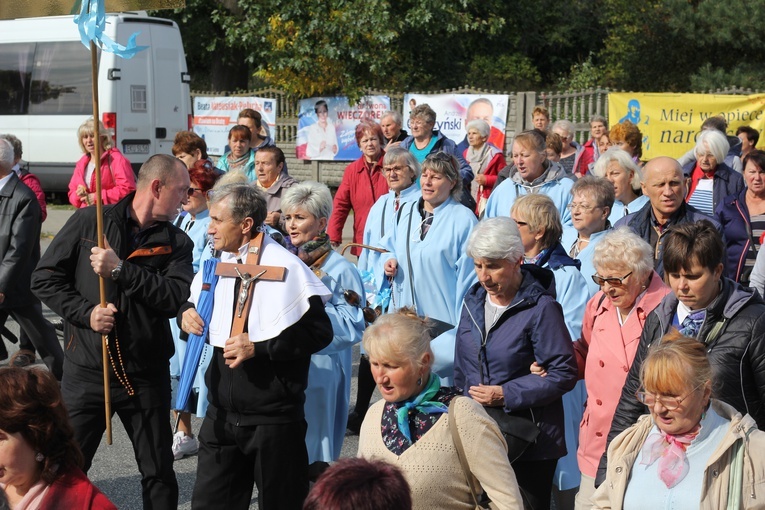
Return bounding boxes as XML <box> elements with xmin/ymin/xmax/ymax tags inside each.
<box><xmin>695</xmin><ymin>129</ymin><xmax>730</xmax><ymax>165</ymax></box>
<box><xmin>552</xmin><ymin>119</ymin><xmax>574</xmax><ymax>138</ymax></box>
<box><xmin>381</xmin><ymin>110</ymin><xmax>403</xmax><ymax>127</ymax></box>
<box><xmin>281</xmin><ymin>181</ymin><xmax>333</xmax><ymax>221</ymax></box>
<box><xmin>591</xmin><ymin>147</ymin><xmax>643</xmax><ymax>192</ymax></box>
<box><xmin>466</xmin><ymin>217</ymin><xmax>524</xmax><ymax>262</ymax></box>
<box><xmin>466</xmin><ymin>119</ymin><xmax>490</xmax><ymax>139</ymax></box>
<box><xmin>592</xmin><ymin>227</ymin><xmax>654</xmax><ymax>282</ymax></box>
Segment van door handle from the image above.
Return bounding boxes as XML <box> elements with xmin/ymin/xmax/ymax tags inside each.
<box><xmin>156</xmin><ymin>128</ymin><xmax>167</xmax><ymax>139</ymax></box>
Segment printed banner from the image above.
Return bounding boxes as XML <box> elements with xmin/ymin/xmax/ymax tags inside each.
<box><xmin>192</xmin><ymin>96</ymin><xmax>277</xmax><ymax>157</ymax></box>
<box><xmin>608</xmin><ymin>92</ymin><xmax>765</xmax><ymax>160</ymax></box>
<box><xmin>402</xmin><ymin>93</ymin><xmax>509</xmax><ymax>150</ymax></box>
<box><xmin>297</xmin><ymin>96</ymin><xmax>391</xmax><ymax>161</ymax></box>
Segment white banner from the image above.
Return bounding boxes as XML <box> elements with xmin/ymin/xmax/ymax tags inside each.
<box><xmin>192</xmin><ymin>96</ymin><xmax>277</xmax><ymax>156</ymax></box>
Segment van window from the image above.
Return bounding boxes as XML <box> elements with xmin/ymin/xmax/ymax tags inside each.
<box><xmin>0</xmin><ymin>43</ymin><xmax>34</xmax><ymax>115</ymax></box>
<box><xmin>29</xmin><ymin>42</ymin><xmax>92</xmax><ymax>115</ymax></box>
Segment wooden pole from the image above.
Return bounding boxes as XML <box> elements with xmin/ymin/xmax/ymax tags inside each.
<box><xmin>90</xmin><ymin>40</ymin><xmax>113</xmax><ymax>445</ymax></box>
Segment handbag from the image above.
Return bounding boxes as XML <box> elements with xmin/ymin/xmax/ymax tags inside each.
<box><xmin>449</xmin><ymin>397</ymin><xmax>498</xmax><ymax>510</ymax></box>
<box><xmin>482</xmin><ymin>406</ymin><xmax>541</xmax><ymax>464</ymax></box>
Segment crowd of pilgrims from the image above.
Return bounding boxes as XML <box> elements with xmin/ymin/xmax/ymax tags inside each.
<box><xmin>6</xmin><ymin>101</ymin><xmax>765</xmax><ymax>510</ymax></box>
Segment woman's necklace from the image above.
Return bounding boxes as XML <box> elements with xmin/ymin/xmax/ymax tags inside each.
<box><xmin>570</xmin><ymin>235</ymin><xmax>590</xmax><ymax>258</ymax></box>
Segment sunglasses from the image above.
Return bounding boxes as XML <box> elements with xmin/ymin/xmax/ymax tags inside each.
<box><xmin>187</xmin><ymin>187</ymin><xmax>205</xmax><ymax>196</ymax></box>
<box><xmin>591</xmin><ymin>271</ymin><xmax>632</xmax><ymax>287</ymax></box>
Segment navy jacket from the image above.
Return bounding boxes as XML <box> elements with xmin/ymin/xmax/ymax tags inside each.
<box><xmin>682</xmin><ymin>160</ymin><xmax>744</xmax><ymax>213</ymax></box>
<box><xmin>615</xmin><ymin>201</ymin><xmax>722</xmax><ymax>278</ymax></box>
<box><xmin>716</xmin><ymin>187</ymin><xmax>757</xmax><ymax>282</ymax></box>
<box><xmin>454</xmin><ymin>264</ymin><xmax>578</xmax><ymax>461</ymax></box>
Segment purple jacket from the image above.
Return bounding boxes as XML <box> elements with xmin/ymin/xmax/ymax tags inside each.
<box><xmin>454</xmin><ymin>264</ymin><xmax>578</xmax><ymax>461</ymax></box>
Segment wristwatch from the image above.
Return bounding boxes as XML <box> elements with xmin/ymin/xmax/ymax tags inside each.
<box><xmin>111</xmin><ymin>259</ymin><xmax>124</xmax><ymax>281</ymax></box>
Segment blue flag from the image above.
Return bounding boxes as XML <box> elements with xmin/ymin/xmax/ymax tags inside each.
<box><xmin>74</xmin><ymin>0</ymin><xmax>148</xmax><ymax>59</ymax></box>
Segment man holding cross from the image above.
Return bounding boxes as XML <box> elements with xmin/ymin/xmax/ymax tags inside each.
<box><xmin>179</xmin><ymin>183</ymin><xmax>333</xmax><ymax>510</ymax></box>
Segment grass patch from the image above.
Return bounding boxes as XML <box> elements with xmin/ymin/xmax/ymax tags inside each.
<box><xmin>41</xmin><ymin>231</ymin><xmax>55</xmax><ymax>239</ymax></box>
<box><xmin>47</xmin><ymin>204</ymin><xmax>75</xmax><ymax>211</ymax></box>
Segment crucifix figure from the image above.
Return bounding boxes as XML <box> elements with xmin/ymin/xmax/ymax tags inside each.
<box><xmin>234</xmin><ymin>268</ymin><xmax>267</xmax><ymax>317</ymax></box>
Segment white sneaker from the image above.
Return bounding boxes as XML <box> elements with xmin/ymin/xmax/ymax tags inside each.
<box><xmin>172</xmin><ymin>431</ymin><xmax>199</xmax><ymax>460</ymax></box>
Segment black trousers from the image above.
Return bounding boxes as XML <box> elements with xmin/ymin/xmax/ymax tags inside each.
<box><xmin>192</xmin><ymin>417</ymin><xmax>309</xmax><ymax>510</ymax></box>
<box><xmin>5</xmin><ymin>302</ymin><xmax>63</xmax><ymax>379</ymax></box>
<box><xmin>512</xmin><ymin>458</ymin><xmax>557</xmax><ymax>510</ymax></box>
<box><xmin>62</xmin><ymin>370</ymin><xmax>178</xmax><ymax>510</ymax></box>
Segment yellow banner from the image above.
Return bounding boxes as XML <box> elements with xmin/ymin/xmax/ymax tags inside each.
<box><xmin>0</xmin><ymin>0</ymin><xmax>184</xmax><ymax>20</ymax></box>
<box><xmin>608</xmin><ymin>92</ymin><xmax>765</xmax><ymax>160</ymax></box>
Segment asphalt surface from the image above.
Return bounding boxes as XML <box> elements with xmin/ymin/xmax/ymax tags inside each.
<box><xmin>3</xmin><ymin>208</ymin><xmax>370</xmax><ymax>509</ymax></box>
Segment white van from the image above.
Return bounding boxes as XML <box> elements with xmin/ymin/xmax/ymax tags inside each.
<box><xmin>0</xmin><ymin>12</ymin><xmax>191</xmax><ymax>193</ymax></box>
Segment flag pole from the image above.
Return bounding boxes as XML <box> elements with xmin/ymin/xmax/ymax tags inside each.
<box><xmin>90</xmin><ymin>39</ymin><xmax>113</xmax><ymax>445</ymax></box>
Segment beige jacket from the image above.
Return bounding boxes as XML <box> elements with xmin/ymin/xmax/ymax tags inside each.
<box><xmin>592</xmin><ymin>400</ymin><xmax>765</xmax><ymax>510</ymax></box>
<box><xmin>358</xmin><ymin>396</ymin><xmax>523</xmax><ymax>510</ymax></box>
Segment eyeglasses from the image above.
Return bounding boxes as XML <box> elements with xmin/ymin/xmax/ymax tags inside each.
<box><xmin>635</xmin><ymin>382</ymin><xmax>705</xmax><ymax>411</ymax></box>
<box><xmin>383</xmin><ymin>165</ymin><xmax>409</xmax><ymax>174</ymax></box>
<box><xmin>187</xmin><ymin>187</ymin><xmax>204</xmax><ymax>196</ymax></box>
<box><xmin>591</xmin><ymin>271</ymin><xmax>632</xmax><ymax>287</ymax></box>
<box><xmin>567</xmin><ymin>202</ymin><xmax>602</xmax><ymax>213</ymax></box>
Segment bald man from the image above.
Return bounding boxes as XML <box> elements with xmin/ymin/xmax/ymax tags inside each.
<box><xmin>614</xmin><ymin>156</ymin><xmax>721</xmax><ymax>277</ymax></box>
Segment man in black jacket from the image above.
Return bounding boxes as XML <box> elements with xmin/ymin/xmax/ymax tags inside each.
<box><xmin>32</xmin><ymin>154</ymin><xmax>194</xmax><ymax>509</ymax></box>
<box><xmin>0</xmin><ymin>138</ymin><xmax>63</xmax><ymax>376</ymax></box>
<box><xmin>179</xmin><ymin>183</ymin><xmax>333</xmax><ymax>510</ymax></box>
<box><xmin>596</xmin><ymin>221</ymin><xmax>765</xmax><ymax>485</ymax></box>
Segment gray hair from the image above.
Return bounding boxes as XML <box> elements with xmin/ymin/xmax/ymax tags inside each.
<box><xmin>383</xmin><ymin>147</ymin><xmax>421</xmax><ymax>180</ymax></box>
<box><xmin>422</xmin><ymin>152</ymin><xmax>462</xmax><ymax>200</ymax></box>
<box><xmin>466</xmin><ymin>217</ymin><xmax>524</xmax><ymax>262</ymax></box>
<box><xmin>552</xmin><ymin>119</ymin><xmax>574</xmax><ymax>138</ymax></box>
<box><xmin>510</xmin><ymin>193</ymin><xmax>563</xmax><ymax>249</ymax></box>
<box><xmin>136</xmin><ymin>154</ymin><xmax>182</xmax><ymax>190</ymax></box>
<box><xmin>410</xmin><ymin>104</ymin><xmax>437</xmax><ymax>126</ymax></box>
<box><xmin>281</xmin><ymin>181</ymin><xmax>333</xmax><ymax>221</ymax></box>
<box><xmin>466</xmin><ymin>119</ymin><xmax>490</xmax><ymax>139</ymax></box>
<box><xmin>591</xmin><ymin>147</ymin><xmax>642</xmax><ymax>192</ymax></box>
<box><xmin>381</xmin><ymin>110</ymin><xmax>403</xmax><ymax>127</ymax></box>
<box><xmin>592</xmin><ymin>227</ymin><xmax>654</xmax><ymax>282</ymax></box>
<box><xmin>0</xmin><ymin>134</ymin><xmax>22</xmax><ymax>160</ymax></box>
<box><xmin>695</xmin><ymin>129</ymin><xmax>729</xmax><ymax>165</ymax></box>
<box><xmin>208</xmin><ymin>182</ymin><xmax>267</xmax><ymax>226</ymax></box>
<box><xmin>0</xmin><ymin>139</ymin><xmax>13</xmax><ymax>171</ymax></box>
<box><xmin>590</xmin><ymin>115</ymin><xmax>608</xmax><ymax>129</ymax></box>
<box><xmin>362</xmin><ymin>308</ymin><xmax>434</xmax><ymax>371</ymax></box>
<box><xmin>571</xmin><ymin>175</ymin><xmax>615</xmax><ymax>210</ymax></box>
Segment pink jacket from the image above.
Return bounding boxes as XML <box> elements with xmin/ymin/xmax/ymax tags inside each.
<box><xmin>328</xmin><ymin>155</ymin><xmax>388</xmax><ymax>256</ymax></box>
<box><xmin>68</xmin><ymin>148</ymin><xmax>136</xmax><ymax>208</ymax></box>
<box><xmin>574</xmin><ymin>271</ymin><xmax>670</xmax><ymax>477</ymax></box>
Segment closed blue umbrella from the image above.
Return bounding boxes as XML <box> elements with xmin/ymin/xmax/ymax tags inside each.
<box><xmin>175</xmin><ymin>258</ymin><xmax>220</xmax><ymax>412</ymax></box>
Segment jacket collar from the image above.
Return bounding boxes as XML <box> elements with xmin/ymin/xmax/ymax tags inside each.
<box><xmin>537</xmin><ymin>242</ymin><xmax>581</xmax><ymax>271</ymax></box>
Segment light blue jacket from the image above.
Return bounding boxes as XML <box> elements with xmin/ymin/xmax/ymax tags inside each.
<box><xmin>608</xmin><ymin>195</ymin><xmax>649</xmax><ymax>225</ymax></box>
<box><xmin>561</xmin><ymin>226</ymin><xmax>612</xmax><ymax>299</ymax></box>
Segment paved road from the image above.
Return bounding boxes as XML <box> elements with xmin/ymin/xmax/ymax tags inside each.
<box><xmin>3</xmin><ymin>208</ymin><xmax>370</xmax><ymax>509</ymax></box>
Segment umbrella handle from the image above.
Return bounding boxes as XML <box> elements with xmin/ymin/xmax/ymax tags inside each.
<box><xmin>340</xmin><ymin>243</ymin><xmax>389</xmax><ymax>256</ymax></box>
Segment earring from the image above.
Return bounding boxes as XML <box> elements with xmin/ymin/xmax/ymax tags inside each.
<box><xmin>35</xmin><ymin>452</ymin><xmax>44</xmax><ymax>462</ymax></box>
<box><xmin>416</xmin><ymin>377</ymin><xmax>422</xmax><ymax>386</ymax></box>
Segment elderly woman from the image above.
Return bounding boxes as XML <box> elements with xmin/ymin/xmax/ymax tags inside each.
<box><xmin>561</xmin><ymin>176</ymin><xmax>615</xmax><ymax>296</ymax></box>
<box><xmin>253</xmin><ymin>146</ymin><xmax>297</xmax><ymax>232</ymax></box>
<box><xmin>455</xmin><ymin>217</ymin><xmax>577</xmax><ymax>510</ymax></box>
<box><xmin>570</xmin><ymin>229</ymin><xmax>670</xmax><ymax>509</ymax></box>
<box><xmin>282</xmin><ymin>181</ymin><xmax>366</xmax><ymax>474</ymax></box>
<box><xmin>215</xmin><ymin>125</ymin><xmax>255</xmax><ymax>178</ymax></box>
<box><xmin>0</xmin><ymin>366</ymin><xmax>116</xmax><ymax>509</ymax></box>
<box><xmin>683</xmin><ymin>129</ymin><xmax>745</xmax><ymax>217</ymax></box>
<box><xmin>552</xmin><ymin>119</ymin><xmax>582</xmax><ymax>177</ymax></box>
<box><xmin>68</xmin><ymin>117</ymin><xmax>135</xmax><ymax>208</ymax></box>
<box><xmin>381</xmin><ymin>152</ymin><xmax>478</xmax><ymax>383</ymax></box>
<box><xmin>328</xmin><ymin>120</ymin><xmax>389</xmax><ymax>257</ymax></box>
<box><xmin>717</xmin><ymin>150</ymin><xmax>765</xmax><ymax>285</ymax></box>
<box><xmin>172</xmin><ymin>130</ymin><xmax>210</xmax><ymax>169</ymax></box>
<box><xmin>575</xmin><ymin>115</ymin><xmax>609</xmax><ymax>177</ymax></box>
<box><xmin>169</xmin><ymin>159</ymin><xmax>220</xmax><ymax>460</ymax></box>
<box><xmin>306</xmin><ymin>100</ymin><xmax>338</xmax><ymax>159</ymax></box>
<box><xmin>485</xmin><ymin>129</ymin><xmax>574</xmax><ymax>225</ymax></box>
<box><xmin>591</xmin><ymin>147</ymin><xmax>648</xmax><ymax>223</ymax></box>
<box><xmin>359</xmin><ymin>309</ymin><xmax>523</xmax><ymax>510</ymax></box>
<box><xmin>601</xmin><ymin>221</ymin><xmax>765</xmax><ymax>486</ymax></box>
<box><xmin>463</xmin><ymin>119</ymin><xmax>506</xmax><ymax>216</ymax></box>
<box><xmin>593</xmin><ymin>332</ymin><xmax>765</xmax><ymax>509</ymax></box>
<box><xmin>608</xmin><ymin>121</ymin><xmax>643</xmax><ymax>165</ymax></box>
<box><xmin>358</xmin><ymin>148</ymin><xmax>421</xmax><ymax>275</ymax></box>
